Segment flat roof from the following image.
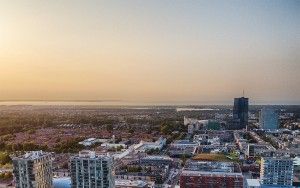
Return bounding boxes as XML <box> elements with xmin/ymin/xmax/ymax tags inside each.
<box><xmin>71</xmin><ymin>150</ymin><xmax>112</xmax><ymax>160</ymax></box>
<box><xmin>14</xmin><ymin>151</ymin><xmax>51</xmax><ymax>160</ymax></box>
<box><xmin>174</xmin><ymin>140</ymin><xmax>197</xmax><ymax>144</ymax></box>
<box><xmin>115</xmin><ymin>179</ymin><xmax>147</xmax><ymax>187</ymax></box>
<box><xmin>181</xmin><ymin>170</ymin><xmax>243</xmax><ymax>177</ymax></box>
<box><xmin>183</xmin><ymin>160</ymin><xmax>241</xmax><ymax>174</ymax></box>
<box><xmin>141</xmin><ymin>155</ymin><xmax>172</xmax><ymax>161</ymax></box>
<box><xmin>246</xmin><ymin>179</ymin><xmax>261</xmax><ymax>186</ymax></box>
<box><xmin>261</xmin><ymin>157</ymin><xmax>294</xmax><ymax>161</ymax></box>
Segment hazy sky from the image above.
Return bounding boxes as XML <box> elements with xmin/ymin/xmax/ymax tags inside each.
<box><xmin>0</xmin><ymin>0</ymin><xmax>299</xmax><ymax>104</ymax></box>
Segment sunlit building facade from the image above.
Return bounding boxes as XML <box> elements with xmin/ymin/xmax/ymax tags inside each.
<box><xmin>13</xmin><ymin>151</ymin><xmax>53</xmax><ymax>188</ymax></box>
<box><xmin>260</xmin><ymin>157</ymin><xmax>294</xmax><ymax>187</ymax></box>
<box><xmin>70</xmin><ymin>150</ymin><xmax>114</xmax><ymax>188</ymax></box>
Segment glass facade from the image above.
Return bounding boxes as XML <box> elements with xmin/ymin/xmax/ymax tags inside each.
<box><xmin>233</xmin><ymin>97</ymin><xmax>249</xmax><ymax>129</ymax></box>
<box><xmin>70</xmin><ymin>154</ymin><xmax>114</xmax><ymax>188</ymax></box>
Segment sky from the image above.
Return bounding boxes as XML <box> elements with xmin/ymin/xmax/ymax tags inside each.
<box><xmin>0</xmin><ymin>0</ymin><xmax>299</xmax><ymax>105</ymax></box>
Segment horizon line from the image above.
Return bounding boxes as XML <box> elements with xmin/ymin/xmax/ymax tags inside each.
<box><xmin>0</xmin><ymin>100</ymin><xmax>299</xmax><ymax>106</ymax></box>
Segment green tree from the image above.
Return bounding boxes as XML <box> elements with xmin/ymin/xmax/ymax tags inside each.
<box><xmin>0</xmin><ymin>152</ymin><xmax>12</xmax><ymax>165</ymax></box>
<box><xmin>106</xmin><ymin>124</ymin><xmax>113</xmax><ymax>132</ymax></box>
<box><xmin>181</xmin><ymin>154</ymin><xmax>187</xmax><ymax>167</ymax></box>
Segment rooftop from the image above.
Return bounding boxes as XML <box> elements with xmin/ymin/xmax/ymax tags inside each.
<box><xmin>141</xmin><ymin>155</ymin><xmax>173</xmax><ymax>161</ymax></box>
<box><xmin>173</xmin><ymin>140</ymin><xmax>198</xmax><ymax>145</ymax></box>
<box><xmin>261</xmin><ymin>156</ymin><xmax>294</xmax><ymax>161</ymax></box>
<box><xmin>246</xmin><ymin>179</ymin><xmax>261</xmax><ymax>187</ymax></box>
<box><xmin>182</xmin><ymin>160</ymin><xmax>242</xmax><ymax>175</ymax></box>
<box><xmin>14</xmin><ymin>151</ymin><xmax>51</xmax><ymax>160</ymax></box>
<box><xmin>71</xmin><ymin>150</ymin><xmax>112</xmax><ymax>160</ymax></box>
<box><xmin>115</xmin><ymin>179</ymin><xmax>147</xmax><ymax>187</ymax></box>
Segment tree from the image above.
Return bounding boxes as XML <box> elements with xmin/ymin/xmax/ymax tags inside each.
<box><xmin>106</xmin><ymin>124</ymin><xmax>113</xmax><ymax>132</ymax></box>
<box><xmin>181</xmin><ymin>154</ymin><xmax>187</xmax><ymax>167</ymax></box>
<box><xmin>160</xmin><ymin>124</ymin><xmax>173</xmax><ymax>135</ymax></box>
<box><xmin>0</xmin><ymin>152</ymin><xmax>12</xmax><ymax>165</ymax></box>
<box><xmin>3</xmin><ymin>172</ymin><xmax>13</xmax><ymax>180</ymax></box>
<box><xmin>129</xmin><ymin>128</ymin><xmax>134</xmax><ymax>134</ymax></box>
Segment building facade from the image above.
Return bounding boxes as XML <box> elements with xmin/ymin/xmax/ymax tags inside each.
<box><xmin>70</xmin><ymin>150</ymin><xmax>114</xmax><ymax>188</ymax></box>
<box><xmin>260</xmin><ymin>157</ymin><xmax>294</xmax><ymax>187</ymax></box>
<box><xmin>135</xmin><ymin>137</ymin><xmax>166</xmax><ymax>152</ymax></box>
<box><xmin>184</xmin><ymin>117</ymin><xmax>209</xmax><ymax>134</ymax></box>
<box><xmin>180</xmin><ymin>160</ymin><xmax>244</xmax><ymax>188</ymax></box>
<box><xmin>233</xmin><ymin>97</ymin><xmax>249</xmax><ymax>129</ymax></box>
<box><xmin>259</xmin><ymin>107</ymin><xmax>279</xmax><ymax>130</ymax></box>
<box><xmin>12</xmin><ymin>151</ymin><xmax>53</xmax><ymax>188</ymax></box>
<box><xmin>115</xmin><ymin>179</ymin><xmax>151</xmax><ymax>188</ymax></box>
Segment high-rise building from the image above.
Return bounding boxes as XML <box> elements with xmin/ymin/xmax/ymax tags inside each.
<box><xmin>70</xmin><ymin>150</ymin><xmax>114</xmax><ymax>188</ymax></box>
<box><xmin>260</xmin><ymin>157</ymin><xmax>294</xmax><ymax>187</ymax></box>
<box><xmin>180</xmin><ymin>160</ymin><xmax>244</xmax><ymax>188</ymax></box>
<box><xmin>233</xmin><ymin>97</ymin><xmax>249</xmax><ymax>129</ymax></box>
<box><xmin>259</xmin><ymin>107</ymin><xmax>279</xmax><ymax>130</ymax></box>
<box><xmin>12</xmin><ymin>151</ymin><xmax>53</xmax><ymax>188</ymax></box>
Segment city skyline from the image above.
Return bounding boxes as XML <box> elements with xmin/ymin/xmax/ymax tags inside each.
<box><xmin>0</xmin><ymin>1</ymin><xmax>299</xmax><ymax>104</ymax></box>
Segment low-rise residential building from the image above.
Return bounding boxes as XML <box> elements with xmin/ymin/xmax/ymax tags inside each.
<box><xmin>140</xmin><ymin>156</ymin><xmax>174</xmax><ymax>166</ymax></box>
<box><xmin>168</xmin><ymin>140</ymin><xmax>198</xmax><ymax>157</ymax></box>
<box><xmin>79</xmin><ymin>138</ymin><xmax>110</xmax><ymax>146</ymax></box>
<box><xmin>101</xmin><ymin>143</ymin><xmax>127</xmax><ymax>149</ymax></box>
<box><xmin>180</xmin><ymin>160</ymin><xmax>244</xmax><ymax>188</ymax></box>
<box><xmin>135</xmin><ymin>137</ymin><xmax>166</xmax><ymax>152</ymax></box>
<box><xmin>170</xmin><ymin>140</ymin><xmax>198</xmax><ymax>148</ymax></box>
<box><xmin>115</xmin><ymin>179</ymin><xmax>154</xmax><ymax>188</ymax></box>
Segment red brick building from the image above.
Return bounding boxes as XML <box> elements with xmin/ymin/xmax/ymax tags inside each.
<box><xmin>180</xmin><ymin>161</ymin><xmax>244</xmax><ymax>188</ymax></box>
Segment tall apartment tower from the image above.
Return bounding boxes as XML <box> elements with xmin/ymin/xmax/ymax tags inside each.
<box><xmin>233</xmin><ymin>97</ymin><xmax>249</xmax><ymax>129</ymax></box>
<box><xmin>70</xmin><ymin>150</ymin><xmax>114</xmax><ymax>188</ymax></box>
<box><xmin>260</xmin><ymin>157</ymin><xmax>294</xmax><ymax>187</ymax></box>
<box><xmin>12</xmin><ymin>151</ymin><xmax>53</xmax><ymax>188</ymax></box>
<box><xmin>259</xmin><ymin>107</ymin><xmax>279</xmax><ymax>130</ymax></box>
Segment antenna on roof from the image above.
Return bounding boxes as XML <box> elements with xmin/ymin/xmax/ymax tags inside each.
<box><xmin>243</xmin><ymin>89</ymin><xmax>245</xmax><ymax>97</ymax></box>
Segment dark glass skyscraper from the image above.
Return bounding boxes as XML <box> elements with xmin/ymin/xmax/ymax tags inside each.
<box><xmin>233</xmin><ymin>97</ymin><xmax>249</xmax><ymax>129</ymax></box>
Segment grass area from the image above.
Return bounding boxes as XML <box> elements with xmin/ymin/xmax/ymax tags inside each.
<box><xmin>193</xmin><ymin>153</ymin><xmax>239</xmax><ymax>162</ymax></box>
